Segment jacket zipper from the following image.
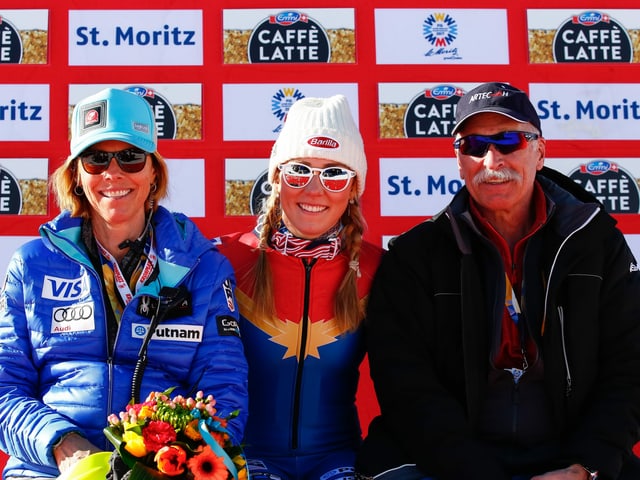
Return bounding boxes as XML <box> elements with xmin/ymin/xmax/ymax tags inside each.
<box><xmin>557</xmin><ymin>306</ymin><xmax>573</xmax><ymax>397</ymax></box>
<box><xmin>82</xmin><ymin>263</ymin><xmax>116</xmax><ymax>451</ymax></box>
<box><xmin>95</xmin><ymin>265</ymin><xmax>118</xmax><ymax>450</ymax></box>
<box><xmin>512</xmin><ymin>379</ymin><xmax>520</xmax><ymax>437</ymax></box>
<box><xmin>507</xmin><ymin>351</ymin><xmax>528</xmax><ymax>439</ymax></box>
<box><xmin>542</xmin><ymin>210</ymin><xmax>599</xmax><ymax>394</ymax></box>
<box><xmin>291</xmin><ymin>258</ymin><xmax>316</xmax><ymax>449</ymax></box>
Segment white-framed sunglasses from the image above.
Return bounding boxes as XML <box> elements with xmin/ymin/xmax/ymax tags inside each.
<box><xmin>278</xmin><ymin>162</ymin><xmax>356</xmax><ymax>193</ymax></box>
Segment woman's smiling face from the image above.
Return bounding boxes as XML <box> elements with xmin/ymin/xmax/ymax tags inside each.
<box><xmin>78</xmin><ymin>139</ymin><xmax>155</xmax><ymax>232</ymax></box>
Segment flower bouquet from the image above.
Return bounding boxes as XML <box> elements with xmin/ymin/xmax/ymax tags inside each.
<box><xmin>104</xmin><ymin>388</ymin><xmax>248</xmax><ymax>480</ymax></box>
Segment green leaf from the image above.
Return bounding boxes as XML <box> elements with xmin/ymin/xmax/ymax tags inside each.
<box><xmin>103</xmin><ymin>427</ymin><xmax>123</xmax><ymax>450</ymax></box>
<box><xmin>226</xmin><ymin>409</ymin><xmax>240</xmax><ymax>420</ymax></box>
<box><xmin>161</xmin><ymin>386</ymin><xmax>177</xmax><ymax>397</ymax></box>
<box><xmin>125</xmin><ymin>423</ymin><xmax>144</xmax><ymax>436</ymax></box>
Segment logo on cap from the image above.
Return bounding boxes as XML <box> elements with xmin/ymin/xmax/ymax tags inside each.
<box><xmin>307</xmin><ymin>136</ymin><xmax>339</xmax><ymax>149</ymax></box>
<box><xmin>80</xmin><ymin>100</ymin><xmax>106</xmax><ymax>134</ymax></box>
<box><xmin>84</xmin><ymin>109</ymin><xmax>100</xmax><ymax>127</ymax></box>
<box><xmin>469</xmin><ymin>89</ymin><xmax>509</xmax><ymax>103</ymax></box>
<box><xmin>133</xmin><ymin>121</ymin><xmax>150</xmax><ymax>134</ymax></box>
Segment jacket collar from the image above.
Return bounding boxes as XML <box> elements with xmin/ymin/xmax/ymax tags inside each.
<box><xmin>439</xmin><ymin>167</ymin><xmax>606</xmax><ymax>253</ymax></box>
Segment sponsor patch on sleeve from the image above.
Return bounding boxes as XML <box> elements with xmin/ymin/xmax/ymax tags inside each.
<box><xmin>216</xmin><ymin>315</ymin><xmax>240</xmax><ymax>337</ymax></box>
<box><xmin>222</xmin><ymin>278</ymin><xmax>236</xmax><ymax>313</ymax></box>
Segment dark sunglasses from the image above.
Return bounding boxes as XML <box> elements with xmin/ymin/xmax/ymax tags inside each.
<box><xmin>453</xmin><ymin>131</ymin><xmax>539</xmax><ymax>157</ymax></box>
<box><xmin>278</xmin><ymin>162</ymin><xmax>356</xmax><ymax>193</ymax></box>
<box><xmin>78</xmin><ymin>148</ymin><xmax>149</xmax><ymax>175</ymax></box>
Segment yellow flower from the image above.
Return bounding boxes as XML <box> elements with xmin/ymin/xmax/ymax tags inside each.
<box><xmin>233</xmin><ymin>454</ymin><xmax>246</xmax><ymax>468</ymax></box>
<box><xmin>233</xmin><ymin>454</ymin><xmax>248</xmax><ymax>479</ymax></box>
<box><xmin>138</xmin><ymin>405</ymin><xmax>154</xmax><ymax>419</ymax></box>
<box><xmin>122</xmin><ymin>431</ymin><xmax>148</xmax><ymax>457</ymax></box>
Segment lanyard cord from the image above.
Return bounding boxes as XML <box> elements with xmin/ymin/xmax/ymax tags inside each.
<box><xmin>130</xmin><ymin>286</ymin><xmax>190</xmax><ymax>403</ymax></box>
<box><xmin>504</xmin><ymin>273</ymin><xmax>529</xmax><ymax>383</ymax></box>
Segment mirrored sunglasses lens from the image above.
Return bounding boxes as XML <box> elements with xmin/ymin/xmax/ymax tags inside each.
<box><xmin>80</xmin><ymin>151</ymin><xmax>110</xmax><ymax>174</ymax></box>
<box><xmin>462</xmin><ymin>132</ymin><xmax>525</xmax><ymax>156</ymax></box>
<box><xmin>283</xmin><ymin>174</ymin><xmax>312</xmax><ymax>188</ymax></box>
<box><xmin>321</xmin><ymin>167</ymin><xmax>349</xmax><ymax>178</ymax></box>
<box><xmin>491</xmin><ymin>132</ymin><xmax>526</xmax><ymax>154</ymax></box>
<box><xmin>320</xmin><ymin>168</ymin><xmax>351</xmax><ymax>192</ymax></box>
<box><xmin>460</xmin><ymin>137</ymin><xmax>490</xmax><ymax>156</ymax></box>
<box><xmin>320</xmin><ymin>178</ymin><xmax>350</xmax><ymax>192</ymax></box>
<box><xmin>282</xmin><ymin>164</ymin><xmax>312</xmax><ymax>188</ymax></box>
<box><xmin>116</xmin><ymin>150</ymin><xmax>147</xmax><ymax>173</ymax></box>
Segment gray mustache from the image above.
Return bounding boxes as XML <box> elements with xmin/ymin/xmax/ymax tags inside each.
<box><xmin>472</xmin><ymin>169</ymin><xmax>521</xmax><ymax>185</ymax></box>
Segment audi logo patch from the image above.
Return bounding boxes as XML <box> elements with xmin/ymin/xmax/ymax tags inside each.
<box><xmin>51</xmin><ymin>301</ymin><xmax>96</xmax><ymax>334</ymax></box>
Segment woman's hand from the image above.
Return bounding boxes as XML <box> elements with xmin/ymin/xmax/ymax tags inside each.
<box><xmin>53</xmin><ymin>432</ymin><xmax>103</xmax><ymax>474</ymax></box>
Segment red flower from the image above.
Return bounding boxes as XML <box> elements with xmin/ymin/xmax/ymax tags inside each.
<box><xmin>187</xmin><ymin>445</ymin><xmax>229</xmax><ymax>480</ymax></box>
<box><xmin>154</xmin><ymin>445</ymin><xmax>187</xmax><ymax>476</ymax></box>
<box><xmin>142</xmin><ymin>420</ymin><xmax>177</xmax><ymax>452</ymax></box>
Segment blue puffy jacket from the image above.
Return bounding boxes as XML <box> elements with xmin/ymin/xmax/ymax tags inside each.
<box><xmin>0</xmin><ymin>207</ymin><xmax>248</xmax><ymax>478</ymax></box>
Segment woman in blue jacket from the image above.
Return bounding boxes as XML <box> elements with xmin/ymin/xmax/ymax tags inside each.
<box><xmin>0</xmin><ymin>88</ymin><xmax>248</xmax><ymax>479</ymax></box>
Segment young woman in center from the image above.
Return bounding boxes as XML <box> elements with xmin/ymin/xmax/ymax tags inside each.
<box><xmin>217</xmin><ymin>95</ymin><xmax>383</xmax><ymax>480</ymax></box>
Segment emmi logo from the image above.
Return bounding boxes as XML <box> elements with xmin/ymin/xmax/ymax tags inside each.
<box><xmin>42</xmin><ymin>275</ymin><xmax>89</xmax><ymax>301</ymax></box>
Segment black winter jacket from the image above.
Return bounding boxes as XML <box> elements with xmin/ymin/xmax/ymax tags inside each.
<box><xmin>359</xmin><ymin>168</ymin><xmax>640</xmax><ymax>480</ymax></box>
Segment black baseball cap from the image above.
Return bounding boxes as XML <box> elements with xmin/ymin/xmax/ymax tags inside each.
<box><xmin>452</xmin><ymin>82</ymin><xmax>541</xmax><ymax>135</ymax></box>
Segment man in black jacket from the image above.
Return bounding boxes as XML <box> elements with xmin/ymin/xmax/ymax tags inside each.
<box><xmin>356</xmin><ymin>82</ymin><xmax>640</xmax><ymax>480</ymax></box>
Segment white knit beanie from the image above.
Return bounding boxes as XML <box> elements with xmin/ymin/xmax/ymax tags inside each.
<box><xmin>268</xmin><ymin>94</ymin><xmax>367</xmax><ymax>197</ymax></box>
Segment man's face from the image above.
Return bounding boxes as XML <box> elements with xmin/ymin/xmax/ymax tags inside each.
<box><xmin>454</xmin><ymin>112</ymin><xmax>545</xmax><ymax>218</ymax></box>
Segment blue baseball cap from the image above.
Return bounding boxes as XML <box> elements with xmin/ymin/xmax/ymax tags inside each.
<box><xmin>70</xmin><ymin>88</ymin><xmax>157</xmax><ymax>158</ymax></box>
<box><xmin>452</xmin><ymin>82</ymin><xmax>541</xmax><ymax>135</ymax></box>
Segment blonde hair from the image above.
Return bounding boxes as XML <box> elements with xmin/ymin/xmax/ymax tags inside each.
<box><xmin>250</xmin><ymin>179</ymin><xmax>366</xmax><ymax>333</ymax></box>
<box><xmin>50</xmin><ymin>151</ymin><xmax>169</xmax><ymax>219</ymax></box>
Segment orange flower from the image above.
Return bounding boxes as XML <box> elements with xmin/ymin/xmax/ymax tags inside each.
<box><xmin>237</xmin><ymin>466</ymin><xmax>248</xmax><ymax>480</ymax></box>
<box><xmin>137</xmin><ymin>405</ymin><xmax>154</xmax><ymax>420</ymax></box>
<box><xmin>154</xmin><ymin>445</ymin><xmax>186</xmax><ymax>476</ymax></box>
<box><xmin>187</xmin><ymin>445</ymin><xmax>229</xmax><ymax>480</ymax></box>
<box><xmin>184</xmin><ymin>419</ymin><xmax>203</xmax><ymax>442</ymax></box>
